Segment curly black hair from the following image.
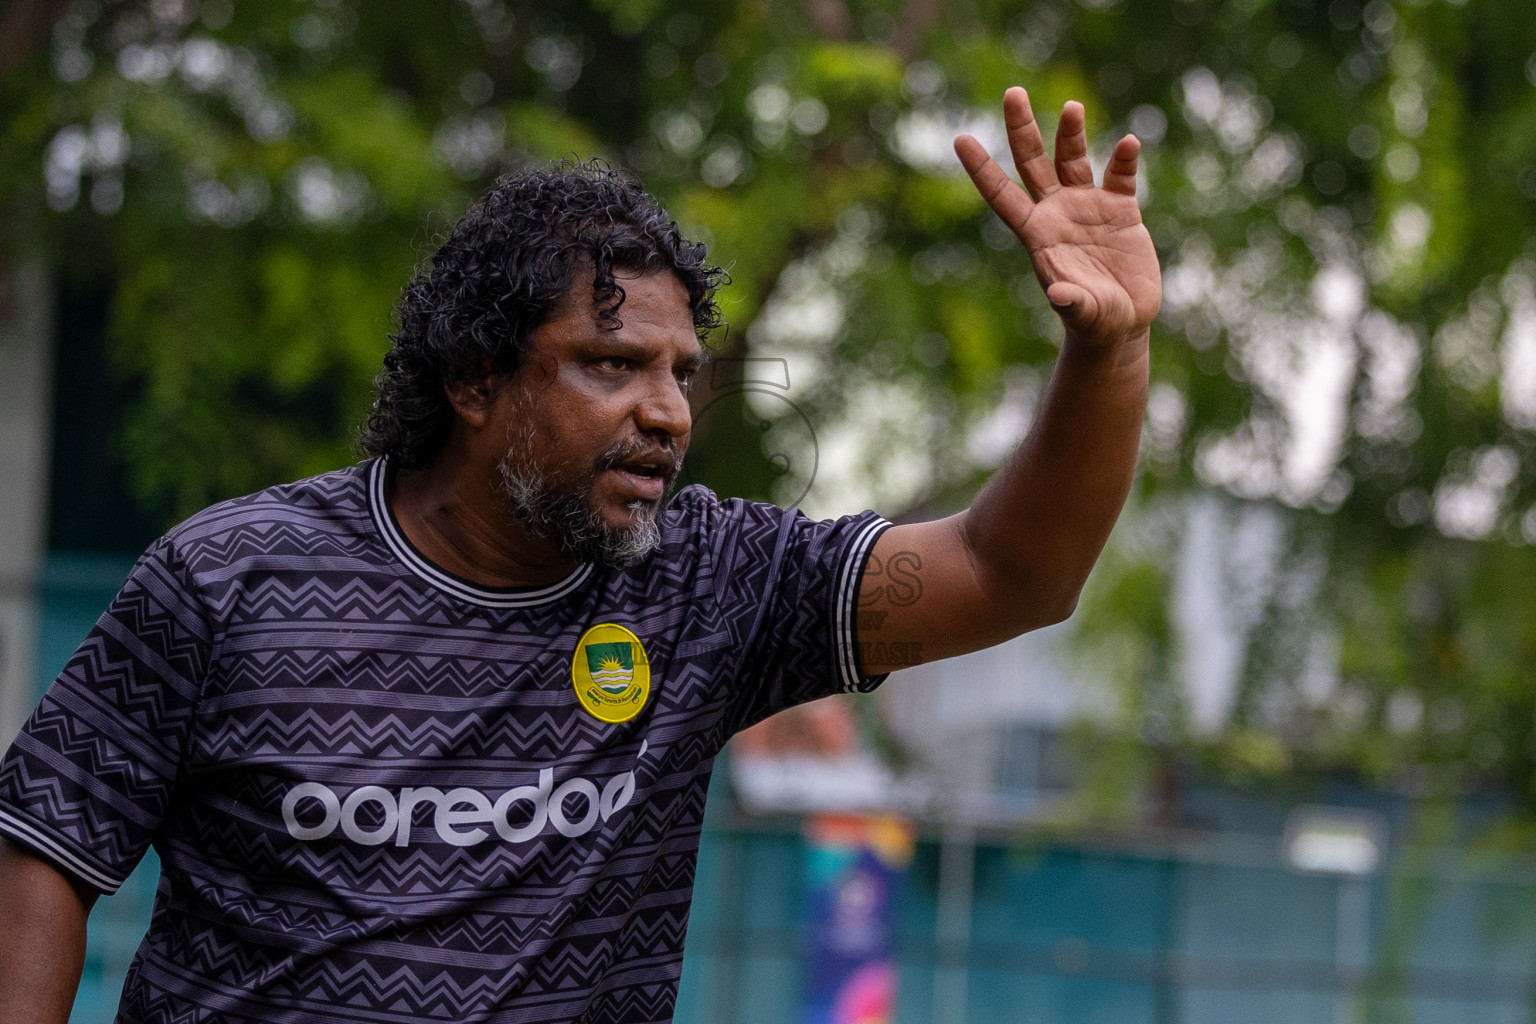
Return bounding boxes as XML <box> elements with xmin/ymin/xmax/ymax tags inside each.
<box><xmin>358</xmin><ymin>161</ymin><xmax>726</xmax><ymax>469</ymax></box>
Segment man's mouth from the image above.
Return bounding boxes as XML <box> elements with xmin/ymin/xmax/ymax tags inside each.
<box><xmin>608</xmin><ymin>467</ymin><xmax>665</xmax><ymax>501</ymax></box>
<box><xmin>602</xmin><ymin>448</ymin><xmax>679</xmax><ymax>503</ymax></box>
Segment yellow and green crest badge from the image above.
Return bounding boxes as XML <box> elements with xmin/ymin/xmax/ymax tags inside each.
<box><xmin>572</xmin><ymin>623</ymin><xmax>651</xmax><ymax>723</ymax></box>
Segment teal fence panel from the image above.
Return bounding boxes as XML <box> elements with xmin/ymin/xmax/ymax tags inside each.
<box><xmin>674</xmin><ymin>815</ymin><xmax>1536</xmax><ymax>1024</ymax></box>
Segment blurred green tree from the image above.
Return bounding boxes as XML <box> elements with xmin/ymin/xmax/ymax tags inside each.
<box><xmin>4</xmin><ymin>0</ymin><xmax>1536</xmax><ymax>822</ymax></box>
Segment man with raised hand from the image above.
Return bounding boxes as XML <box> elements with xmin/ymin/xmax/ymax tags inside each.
<box><xmin>0</xmin><ymin>88</ymin><xmax>1158</xmax><ymax>1024</ymax></box>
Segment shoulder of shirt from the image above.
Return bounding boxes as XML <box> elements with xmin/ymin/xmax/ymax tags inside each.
<box><xmin>665</xmin><ymin>483</ymin><xmax>720</xmax><ymax>513</ymax></box>
<box><xmin>149</xmin><ymin>463</ymin><xmax>371</xmax><ymax>567</ymax></box>
<box><xmin>661</xmin><ymin>484</ymin><xmax>816</xmax><ymax>531</ymax></box>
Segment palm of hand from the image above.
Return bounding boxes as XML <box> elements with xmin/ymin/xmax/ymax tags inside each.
<box><xmin>1021</xmin><ymin>189</ymin><xmax>1161</xmax><ymax>345</ymax></box>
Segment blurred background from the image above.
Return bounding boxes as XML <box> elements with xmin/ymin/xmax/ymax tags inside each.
<box><xmin>2</xmin><ymin>0</ymin><xmax>1536</xmax><ymax>1020</ymax></box>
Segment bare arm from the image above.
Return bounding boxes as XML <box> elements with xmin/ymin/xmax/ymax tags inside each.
<box><xmin>0</xmin><ymin>837</ymin><xmax>96</xmax><ymax>1024</ymax></box>
<box><xmin>858</xmin><ymin>88</ymin><xmax>1160</xmax><ymax>672</ymax></box>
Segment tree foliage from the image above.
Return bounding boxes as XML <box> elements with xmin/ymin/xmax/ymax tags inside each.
<box><xmin>4</xmin><ymin>0</ymin><xmax>1536</xmax><ymax>811</ymax></box>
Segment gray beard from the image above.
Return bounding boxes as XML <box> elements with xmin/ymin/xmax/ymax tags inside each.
<box><xmin>497</xmin><ymin>424</ymin><xmax>669</xmax><ymax>569</ymax></box>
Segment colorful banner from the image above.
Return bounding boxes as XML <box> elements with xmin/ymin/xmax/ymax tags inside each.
<box><xmin>800</xmin><ymin>815</ymin><xmax>915</xmax><ymax>1024</ymax></box>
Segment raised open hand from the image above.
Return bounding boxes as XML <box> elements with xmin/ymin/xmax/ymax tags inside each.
<box><xmin>955</xmin><ymin>88</ymin><xmax>1161</xmax><ymax>352</ymax></box>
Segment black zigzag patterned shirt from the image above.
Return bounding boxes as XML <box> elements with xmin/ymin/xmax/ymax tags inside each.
<box><xmin>0</xmin><ymin>459</ymin><xmax>889</xmax><ymax>1024</ymax></box>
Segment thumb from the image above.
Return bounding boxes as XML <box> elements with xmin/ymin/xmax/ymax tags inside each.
<box><xmin>1046</xmin><ymin>281</ymin><xmax>1098</xmax><ymax>326</ymax></box>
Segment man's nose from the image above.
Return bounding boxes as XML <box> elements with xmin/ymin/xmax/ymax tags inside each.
<box><xmin>634</xmin><ymin>371</ymin><xmax>691</xmax><ymax>439</ymax></box>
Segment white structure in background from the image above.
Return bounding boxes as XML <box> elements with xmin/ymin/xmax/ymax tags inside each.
<box><xmin>869</xmin><ymin>492</ymin><xmax>1323</xmax><ymax>823</ymax></box>
<box><xmin>881</xmin><ymin>621</ymin><xmax>1099</xmax><ymax>820</ymax></box>
<box><xmin>0</xmin><ymin>264</ymin><xmax>53</xmax><ymax>747</ymax></box>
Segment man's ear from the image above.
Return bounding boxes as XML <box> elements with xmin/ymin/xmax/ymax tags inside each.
<box><xmin>443</xmin><ymin>371</ymin><xmax>504</xmax><ymax>429</ymax></box>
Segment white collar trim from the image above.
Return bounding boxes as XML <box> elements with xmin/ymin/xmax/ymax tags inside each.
<box><xmin>367</xmin><ymin>458</ymin><xmax>593</xmax><ymax>609</ymax></box>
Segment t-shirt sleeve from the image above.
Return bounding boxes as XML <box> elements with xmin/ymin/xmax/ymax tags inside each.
<box><xmin>698</xmin><ymin>492</ymin><xmax>891</xmax><ymax>731</ymax></box>
<box><xmin>0</xmin><ymin>539</ymin><xmax>211</xmax><ymax>894</ymax></box>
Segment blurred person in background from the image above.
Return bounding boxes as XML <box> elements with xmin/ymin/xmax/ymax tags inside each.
<box><xmin>0</xmin><ymin>87</ymin><xmax>1158</xmax><ymax>1024</ymax></box>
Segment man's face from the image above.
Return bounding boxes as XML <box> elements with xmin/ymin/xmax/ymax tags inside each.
<box><xmin>494</xmin><ymin>271</ymin><xmax>703</xmax><ymax>567</ymax></box>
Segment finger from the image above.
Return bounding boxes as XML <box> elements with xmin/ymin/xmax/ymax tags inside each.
<box><xmin>1002</xmin><ymin>87</ymin><xmax>1060</xmax><ymax>201</ymax></box>
<box><xmin>955</xmin><ymin>133</ymin><xmax>1034</xmax><ymax>229</ymax></box>
<box><xmin>1103</xmin><ymin>134</ymin><xmax>1141</xmax><ymax>196</ymax></box>
<box><xmin>1053</xmin><ymin>101</ymin><xmax>1094</xmax><ymax>188</ymax></box>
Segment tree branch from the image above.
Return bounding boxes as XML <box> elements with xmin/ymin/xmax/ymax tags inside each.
<box><xmin>805</xmin><ymin>0</ymin><xmax>851</xmax><ymax>41</ymax></box>
<box><xmin>0</xmin><ymin>0</ymin><xmax>70</xmax><ymax>82</ymax></box>
<box><xmin>891</xmin><ymin>0</ymin><xmax>945</xmax><ymax>60</ymax></box>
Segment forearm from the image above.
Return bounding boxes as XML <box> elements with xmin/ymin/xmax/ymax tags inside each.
<box><xmin>961</xmin><ymin>329</ymin><xmax>1149</xmax><ymax>626</ymax></box>
<box><xmin>0</xmin><ymin>837</ymin><xmax>94</xmax><ymax>1024</ymax></box>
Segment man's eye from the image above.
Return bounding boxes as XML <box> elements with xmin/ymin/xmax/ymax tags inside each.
<box><xmin>602</xmin><ymin>357</ymin><xmax>631</xmax><ymax>371</ymax></box>
<box><xmin>676</xmin><ymin>369</ymin><xmax>696</xmax><ymax>390</ymax></box>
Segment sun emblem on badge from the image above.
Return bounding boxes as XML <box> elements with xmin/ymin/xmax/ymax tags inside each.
<box><xmin>572</xmin><ymin>624</ymin><xmax>651</xmax><ymax>723</ymax></box>
<box><xmin>587</xmin><ymin>642</ymin><xmax>635</xmax><ymax>694</ymax></box>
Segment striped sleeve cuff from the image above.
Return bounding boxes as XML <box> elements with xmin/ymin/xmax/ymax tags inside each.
<box><xmin>834</xmin><ymin>516</ymin><xmax>892</xmax><ymax>694</ymax></box>
<box><xmin>0</xmin><ymin>806</ymin><xmax>128</xmax><ymax>894</ymax></box>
